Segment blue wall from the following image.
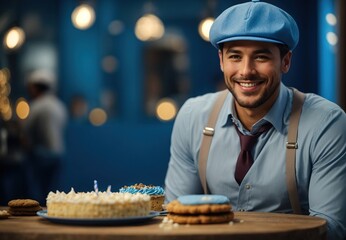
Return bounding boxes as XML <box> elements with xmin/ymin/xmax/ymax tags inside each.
<box><xmin>59</xmin><ymin>122</ymin><xmax>173</xmax><ymax>192</ymax></box>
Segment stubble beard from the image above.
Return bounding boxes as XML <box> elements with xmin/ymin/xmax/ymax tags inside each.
<box><xmin>226</xmin><ymin>77</ymin><xmax>280</xmax><ymax>109</ymax></box>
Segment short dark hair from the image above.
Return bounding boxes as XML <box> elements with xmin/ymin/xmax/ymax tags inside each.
<box><xmin>275</xmin><ymin>43</ymin><xmax>290</xmax><ymax>59</ymax></box>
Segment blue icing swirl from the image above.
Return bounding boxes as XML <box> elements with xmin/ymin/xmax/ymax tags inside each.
<box><xmin>177</xmin><ymin>194</ymin><xmax>230</xmax><ymax>205</ymax></box>
<box><xmin>119</xmin><ymin>185</ymin><xmax>164</xmax><ymax>195</ymax></box>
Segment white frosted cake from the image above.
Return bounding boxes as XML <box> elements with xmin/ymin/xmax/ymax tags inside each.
<box><xmin>46</xmin><ymin>188</ymin><xmax>151</xmax><ymax>218</ymax></box>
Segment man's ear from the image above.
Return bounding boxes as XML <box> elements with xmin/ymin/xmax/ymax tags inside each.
<box><xmin>281</xmin><ymin>51</ymin><xmax>292</xmax><ymax>73</ymax></box>
<box><xmin>218</xmin><ymin>50</ymin><xmax>224</xmax><ymax>72</ymax></box>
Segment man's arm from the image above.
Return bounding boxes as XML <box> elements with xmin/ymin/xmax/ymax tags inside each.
<box><xmin>164</xmin><ymin>99</ymin><xmax>204</xmax><ymax>203</ymax></box>
<box><xmin>308</xmin><ymin>107</ymin><xmax>346</xmax><ymax>240</ymax></box>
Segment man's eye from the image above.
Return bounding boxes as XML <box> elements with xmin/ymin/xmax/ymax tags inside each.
<box><xmin>228</xmin><ymin>55</ymin><xmax>241</xmax><ymax>60</ymax></box>
<box><xmin>255</xmin><ymin>55</ymin><xmax>269</xmax><ymax>61</ymax></box>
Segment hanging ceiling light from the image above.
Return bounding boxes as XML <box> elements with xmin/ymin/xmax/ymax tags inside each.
<box><xmin>71</xmin><ymin>3</ymin><xmax>96</xmax><ymax>30</ymax></box>
<box><xmin>3</xmin><ymin>26</ymin><xmax>26</xmax><ymax>50</ymax></box>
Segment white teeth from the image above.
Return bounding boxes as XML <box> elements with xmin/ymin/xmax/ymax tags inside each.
<box><xmin>240</xmin><ymin>82</ymin><xmax>256</xmax><ymax>87</ymax></box>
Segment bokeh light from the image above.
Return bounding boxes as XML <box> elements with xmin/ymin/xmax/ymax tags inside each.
<box><xmin>326</xmin><ymin>32</ymin><xmax>338</xmax><ymax>46</ymax></box>
<box><xmin>3</xmin><ymin>26</ymin><xmax>26</xmax><ymax>50</ymax></box>
<box><xmin>135</xmin><ymin>14</ymin><xmax>164</xmax><ymax>41</ymax></box>
<box><xmin>155</xmin><ymin>98</ymin><xmax>177</xmax><ymax>121</ymax></box>
<box><xmin>325</xmin><ymin>13</ymin><xmax>337</xmax><ymax>26</ymax></box>
<box><xmin>89</xmin><ymin>108</ymin><xmax>107</xmax><ymax>126</ymax></box>
<box><xmin>108</xmin><ymin>20</ymin><xmax>124</xmax><ymax>35</ymax></box>
<box><xmin>101</xmin><ymin>55</ymin><xmax>118</xmax><ymax>73</ymax></box>
<box><xmin>16</xmin><ymin>98</ymin><xmax>30</xmax><ymax>120</ymax></box>
<box><xmin>71</xmin><ymin>4</ymin><xmax>96</xmax><ymax>30</ymax></box>
<box><xmin>198</xmin><ymin>17</ymin><xmax>214</xmax><ymax>42</ymax></box>
<box><xmin>0</xmin><ymin>68</ymin><xmax>12</xmax><ymax>121</ymax></box>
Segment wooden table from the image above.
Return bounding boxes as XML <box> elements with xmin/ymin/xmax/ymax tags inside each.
<box><xmin>0</xmin><ymin>210</ymin><xmax>327</xmax><ymax>240</ymax></box>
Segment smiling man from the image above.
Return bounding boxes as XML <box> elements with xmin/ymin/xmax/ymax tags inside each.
<box><xmin>164</xmin><ymin>1</ymin><xmax>346</xmax><ymax>240</ymax></box>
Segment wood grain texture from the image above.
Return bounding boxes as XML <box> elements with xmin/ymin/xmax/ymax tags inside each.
<box><xmin>0</xmin><ymin>208</ymin><xmax>326</xmax><ymax>240</ymax></box>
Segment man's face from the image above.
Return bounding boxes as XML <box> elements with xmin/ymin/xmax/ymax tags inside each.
<box><xmin>219</xmin><ymin>40</ymin><xmax>291</xmax><ymax>111</ymax></box>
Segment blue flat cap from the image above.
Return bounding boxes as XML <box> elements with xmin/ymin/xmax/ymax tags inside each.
<box><xmin>209</xmin><ymin>0</ymin><xmax>299</xmax><ymax>50</ymax></box>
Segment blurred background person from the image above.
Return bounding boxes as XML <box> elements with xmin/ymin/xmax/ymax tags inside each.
<box><xmin>23</xmin><ymin>69</ymin><xmax>67</xmax><ymax>205</ymax></box>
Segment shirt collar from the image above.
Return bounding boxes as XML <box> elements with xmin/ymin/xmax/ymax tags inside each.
<box><xmin>262</xmin><ymin>83</ymin><xmax>290</xmax><ymax>133</ymax></box>
<box><xmin>221</xmin><ymin>83</ymin><xmax>291</xmax><ymax>134</ymax></box>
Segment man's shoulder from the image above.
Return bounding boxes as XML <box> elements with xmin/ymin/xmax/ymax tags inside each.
<box><xmin>177</xmin><ymin>92</ymin><xmax>227</xmax><ymax>125</ymax></box>
<box><xmin>303</xmin><ymin>93</ymin><xmax>344</xmax><ymax>115</ymax></box>
<box><xmin>183</xmin><ymin>90</ymin><xmax>226</xmax><ymax>109</ymax></box>
<box><xmin>299</xmin><ymin>93</ymin><xmax>346</xmax><ymax>131</ymax></box>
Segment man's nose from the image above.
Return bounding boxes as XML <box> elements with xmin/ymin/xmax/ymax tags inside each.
<box><xmin>239</xmin><ymin>59</ymin><xmax>256</xmax><ymax>77</ymax></box>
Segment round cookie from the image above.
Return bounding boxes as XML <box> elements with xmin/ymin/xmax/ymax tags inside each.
<box><xmin>8</xmin><ymin>199</ymin><xmax>42</xmax><ymax>216</ymax></box>
<box><xmin>8</xmin><ymin>199</ymin><xmax>40</xmax><ymax>208</ymax></box>
<box><xmin>166</xmin><ymin>195</ymin><xmax>232</xmax><ymax>214</ymax></box>
<box><xmin>166</xmin><ymin>194</ymin><xmax>234</xmax><ymax>224</ymax></box>
<box><xmin>168</xmin><ymin>212</ymin><xmax>234</xmax><ymax>224</ymax></box>
<box><xmin>167</xmin><ymin>200</ymin><xmax>231</xmax><ymax>214</ymax></box>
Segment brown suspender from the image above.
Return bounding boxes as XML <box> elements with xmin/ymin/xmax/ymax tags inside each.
<box><xmin>198</xmin><ymin>89</ymin><xmax>229</xmax><ymax>194</ymax></box>
<box><xmin>285</xmin><ymin>89</ymin><xmax>305</xmax><ymax>214</ymax></box>
<box><xmin>198</xmin><ymin>88</ymin><xmax>305</xmax><ymax>214</ymax></box>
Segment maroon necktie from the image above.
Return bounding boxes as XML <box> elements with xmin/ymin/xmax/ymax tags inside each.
<box><xmin>234</xmin><ymin>124</ymin><xmax>272</xmax><ymax>185</ymax></box>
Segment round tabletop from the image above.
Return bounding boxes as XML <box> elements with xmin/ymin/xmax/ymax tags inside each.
<box><xmin>0</xmin><ymin>210</ymin><xmax>327</xmax><ymax>240</ymax></box>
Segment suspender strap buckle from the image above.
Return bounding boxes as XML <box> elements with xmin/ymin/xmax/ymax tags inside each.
<box><xmin>203</xmin><ymin>127</ymin><xmax>215</xmax><ymax>136</ymax></box>
<box><xmin>286</xmin><ymin>142</ymin><xmax>298</xmax><ymax>149</ymax></box>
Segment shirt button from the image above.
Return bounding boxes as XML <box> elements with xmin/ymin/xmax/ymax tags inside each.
<box><xmin>245</xmin><ymin>184</ymin><xmax>251</xmax><ymax>190</ymax></box>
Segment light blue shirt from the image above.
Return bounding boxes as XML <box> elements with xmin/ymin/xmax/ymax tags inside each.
<box><xmin>164</xmin><ymin>83</ymin><xmax>346</xmax><ymax>240</ymax></box>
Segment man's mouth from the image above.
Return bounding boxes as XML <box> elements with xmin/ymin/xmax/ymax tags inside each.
<box><xmin>239</xmin><ymin>82</ymin><xmax>258</xmax><ymax>88</ymax></box>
